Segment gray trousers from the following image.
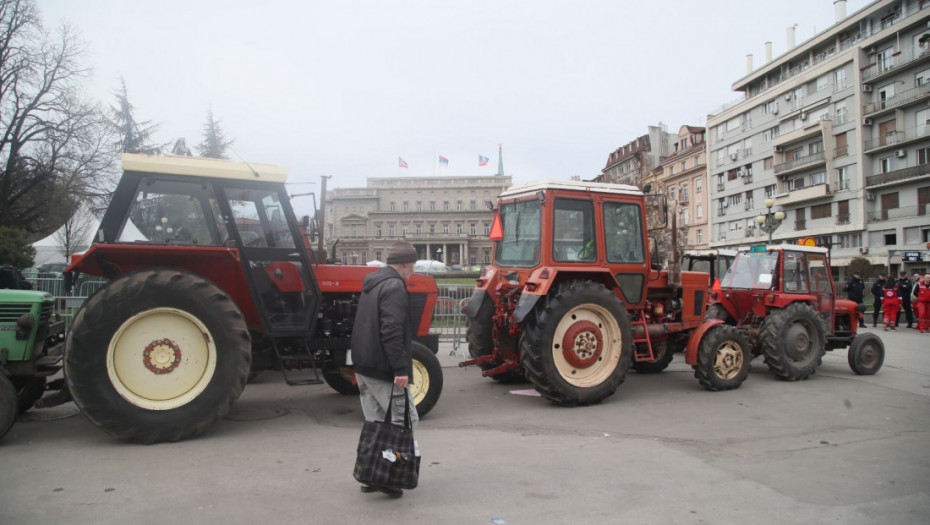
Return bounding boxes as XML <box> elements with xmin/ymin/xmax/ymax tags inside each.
<box><xmin>356</xmin><ymin>374</ymin><xmax>419</xmax><ymax>430</ymax></box>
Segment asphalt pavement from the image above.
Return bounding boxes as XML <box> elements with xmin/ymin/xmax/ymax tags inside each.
<box><xmin>1</xmin><ymin>325</ymin><xmax>929</xmax><ymax>525</ymax></box>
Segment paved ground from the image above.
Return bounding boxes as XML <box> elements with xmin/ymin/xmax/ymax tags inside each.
<box><xmin>1</xmin><ymin>326</ymin><xmax>929</xmax><ymax>525</ymax></box>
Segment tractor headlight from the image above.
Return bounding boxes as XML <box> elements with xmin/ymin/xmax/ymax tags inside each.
<box><xmin>16</xmin><ymin>313</ymin><xmax>35</xmax><ymax>340</ymax></box>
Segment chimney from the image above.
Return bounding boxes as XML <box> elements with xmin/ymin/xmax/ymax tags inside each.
<box><xmin>834</xmin><ymin>0</ymin><xmax>847</xmax><ymax>22</ymax></box>
<box><xmin>746</xmin><ymin>54</ymin><xmax>754</xmax><ymax>73</ymax></box>
<box><xmin>786</xmin><ymin>24</ymin><xmax>797</xmax><ymax>50</ymax></box>
<box><xmin>765</xmin><ymin>41</ymin><xmax>773</xmax><ymax>63</ymax></box>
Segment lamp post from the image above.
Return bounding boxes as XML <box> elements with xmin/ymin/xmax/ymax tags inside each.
<box><xmin>755</xmin><ymin>198</ymin><xmax>786</xmax><ymax>243</ymax></box>
<box><xmin>435</xmin><ymin>248</ymin><xmax>442</xmax><ymax>263</ymax></box>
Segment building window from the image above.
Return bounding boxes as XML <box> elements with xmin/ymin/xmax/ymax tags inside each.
<box><xmin>810</xmin><ymin>203</ymin><xmax>831</xmax><ymax>219</ymax></box>
<box><xmin>388</xmin><ymin>225</ymin><xmax>395</xmax><ymax>236</ymax></box>
<box><xmin>764</xmin><ymin>157</ymin><xmax>774</xmax><ymax>170</ymax></box>
<box><xmin>390</xmin><ymin>202</ymin><xmax>396</xmax><ymax>212</ymax></box>
<box><xmin>442</xmin><ymin>224</ymin><xmax>449</xmax><ymax>234</ymax></box>
<box><xmin>403</xmin><ymin>201</ymin><xmax>409</xmax><ymax>212</ymax></box>
<box><xmin>835</xmin><ymin>166</ymin><xmax>850</xmax><ymax>190</ymax></box>
<box><xmin>695</xmin><ymin>177</ymin><xmax>703</xmax><ymax>193</ymax></box>
<box><xmin>764</xmin><ymin>184</ymin><xmax>777</xmax><ymax>198</ymax></box>
<box><xmin>430</xmin><ymin>201</ymin><xmax>436</xmax><ymax>211</ymax></box>
<box><xmin>456</xmin><ymin>223</ymin><xmax>463</xmax><ymax>234</ymax></box>
<box><xmin>402</xmin><ymin>225</ymin><xmax>408</xmax><ymax>236</ymax></box>
<box><xmin>834</xmin><ymin>68</ymin><xmax>847</xmax><ymax>90</ymax></box>
<box><xmin>443</xmin><ymin>201</ymin><xmax>450</xmax><ymax>211</ymax></box>
<box><xmin>917</xmin><ymin>147</ymin><xmax>930</xmax><ymax>165</ymax></box>
<box><xmin>484</xmin><ymin>222</ymin><xmax>490</xmax><ymax>235</ymax></box>
<box><xmin>697</xmin><ymin>229</ymin><xmax>703</xmax><ymax>243</ymax></box>
<box><xmin>879</xmin><ymin>156</ymin><xmax>895</xmax><ymax>173</ymax></box>
<box><xmin>416</xmin><ymin>201</ymin><xmax>422</xmax><ymax>211</ymax></box>
<box><xmin>696</xmin><ymin>202</ymin><xmax>703</xmax><ymax>218</ymax></box>
<box><xmin>811</xmin><ymin>172</ymin><xmax>826</xmax><ymax>186</ymax></box>
<box><xmin>470</xmin><ymin>200</ymin><xmax>477</xmax><ymax>210</ymax></box>
<box><xmin>375</xmin><ymin>251</ymin><xmax>382</xmax><ymax>261</ymax></box>
<box><xmin>470</xmin><ymin>223</ymin><xmax>477</xmax><ymax>235</ymax></box>
<box><xmin>456</xmin><ymin>200</ymin><xmax>463</xmax><ymax>211</ymax></box>
<box><xmin>429</xmin><ymin>224</ymin><xmax>435</xmax><ymax>234</ymax></box>
<box><xmin>416</xmin><ymin>224</ymin><xmax>422</xmax><ymax>235</ymax></box>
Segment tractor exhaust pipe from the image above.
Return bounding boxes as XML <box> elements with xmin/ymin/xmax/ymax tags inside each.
<box><xmin>667</xmin><ymin>198</ymin><xmax>682</xmax><ymax>289</ymax></box>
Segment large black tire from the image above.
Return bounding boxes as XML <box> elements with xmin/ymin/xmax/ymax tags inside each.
<box><xmin>0</xmin><ymin>374</ymin><xmax>16</xmax><ymax>441</ymax></box>
<box><xmin>631</xmin><ymin>341</ymin><xmax>675</xmax><ymax>374</ymax></box>
<box><xmin>65</xmin><ymin>270</ymin><xmax>252</xmax><ymax>444</ymax></box>
<box><xmin>848</xmin><ymin>333</ymin><xmax>884</xmax><ymax>375</ymax></box>
<box><xmin>465</xmin><ymin>294</ymin><xmax>524</xmax><ymax>383</ymax></box>
<box><xmin>520</xmin><ymin>280</ymin><xmax>632</xmax><ymax>406</ymax></box>
<box><xmin>322</xmin><ymin>365</ymin><xmax>360</xmax><ymax>395</ymax></box>
<box><xmin>694</xmin><ymin>325</ymin><xmax>752</xmax><ymax>391</ymax></box>
<box><xmin>11</xmin><ymin>377</ymin><xmax>46</xmax><ymax>414</ymax></box>
<box><xmin>760</xmin><ymin>303</ymin><xmax>827</xmax><ymax>381</ymax></box>
<box><xmin>410</xmin><ymin>341</ymin><xmax>442</xmax><ymax>417</ymax></box>
<box><xmin>704</xmin><ymin>304</ymin><xmax>733</xmax><ymax>323</ymax></box>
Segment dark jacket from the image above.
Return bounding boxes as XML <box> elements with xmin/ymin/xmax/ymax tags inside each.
<box><xmin>844</xmin><ymin>276</ymin><xmax>865</xmax><ymax>303</ymax></box>
<box><xmin>897</xmin><ymin>278</ymin><xmax>913</xmax><ymax>304</ymax></box>
<box><xmin>871</xmin><ymin>279</ymin><xmax>885</xmax><ymax>300</ymax></box>
<box><xmin>350</xmin><ymin>266</ymin><xmax>412</xmax><ymax>382</ymax></box>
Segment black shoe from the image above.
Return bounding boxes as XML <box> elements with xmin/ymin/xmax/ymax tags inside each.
<box><xmin>376</xmin><ymin>485</ymin><xmax>403</xmax><ymax>498</ymax></box>
<box><xmin>360</xmin><ymin>484</ymin><xmax>377</xmax><ymax>493</ymax></box>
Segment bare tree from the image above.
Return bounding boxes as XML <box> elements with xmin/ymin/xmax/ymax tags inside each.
<box><xmin>0</xmin><ymin>0</ymin><xmax>115</xmax><ymax>240</ymax></box>
<box><xmin>53</xmin><ymin>203</ymin><xmax>95</xmax><ymax>261</ymax></box>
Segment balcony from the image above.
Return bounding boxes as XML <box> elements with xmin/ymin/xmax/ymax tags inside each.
<box><xmin>776</xmin><ymin>182</ymin><xmax>831</xmax><ymax>206</ymax></box>
<box><xmin>866</xmin><ymin>164</ymin><xmax>930</xmax><ymax>187</ymax></box>
<box><xmin>773</xmin><ymin>151</ymin><xmax>826</xmax><ymax>176</ymax></box>
<box><xmin>863</xmin><ymin>125</ymin><xmax>930</xmax><ymax>152</ymax></box>
<box><xmin>742</xmin><ymin>173</ymin><xmax>754</xmax><ymax>184</ymax></box>
<box><xmin>716</xmin><ymin>182</ymin><xmax>725</xmax><ymax>192</ymax></box>
<box><xmin>836</xmin><ymin>214</ymin><xmax>850</xmax><ymax>225</ymax></box>
<box><xmin>795</xmin><ymin>219</ymin><xmax>807</xmax><ymax>231</ymax></box>
<box><xmin>717</xmin><ymin>208</ymin><xmax>726</xmax><ymax>217</ymax></box>
<box><xmin>862</xmin><ymin>40</ymin><xmax>930</xmax><ymax>82</ymax></box>
<box><xmin>834</xmin><ymin>145</ymin><xmax>848</xmax><ymax>158</ymax></box>
<box><xmin>866</xmin><ymin>204</ymin><xmax>929</xmax><ymax>222</ymax></box>
<box><xmin>834</xmin><ymin>178</ymin><xmax>851</xmax><ymax>191</ymax></box>
<box><xmin>862</xmin><ymin>83</ymin><xmax>930</xmax><ymax>117</ymax></box>
<box><xmin>744</xmin><ymin>200</ymin><xmax>753</xmax><ymax>211</ymax></box>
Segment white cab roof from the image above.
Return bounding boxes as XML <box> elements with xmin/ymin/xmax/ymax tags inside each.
<box><xmin>737</xmin><ymin>244</ymin><xmax>829</xmax><ymax>255</ymax></box>
<box><xmin>122</xmin><ymin>153</ymin><xmax>288</xmax><ymax>183</ymax></box>
<box><xmin>500</xmin><ymin>179</ymin><xmax>643</xmax><ymax>199</ymax></box>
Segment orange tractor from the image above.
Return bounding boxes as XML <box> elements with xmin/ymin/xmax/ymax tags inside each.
<box><xmin>461</xmin><ymin>180</ymin><xmax>710</xmax><ymax>405</ymax></box>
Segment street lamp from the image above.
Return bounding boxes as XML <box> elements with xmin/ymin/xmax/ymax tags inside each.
<box><xmin>755</xmin><ymin>198</ymin><xmax>786</xmax><ymax>243</ymax></box>
<box><xmin>435</xmin><ymin>248</ymin><xmax>442</xmax><ymax>262</ymax></box>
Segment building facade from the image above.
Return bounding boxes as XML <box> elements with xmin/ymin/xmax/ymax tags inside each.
<box><xmin>706</xmin><ymin>0</ymin><xmax>930</xmax><ymax>276</ymax></box>
<box><xmin>660</xmin><ymin>125</ymin><xmax>709</xmax><ymax>250</ymax></box>
<box><xmin>594</xmin><ymin>124</ymin><xmax>676</xmax><ymax>187</ymax></box>
<box><xmin>324</xmin><ymin>175</ymin><xmax>512</xmax><ymax>266</ymax></box>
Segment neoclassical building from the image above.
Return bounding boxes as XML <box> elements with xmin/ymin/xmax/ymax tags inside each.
<box><xmin>324</xmin><ymin>175</ymin><xmax>512</xmax><ymax>266</ymax></box>
<box><xmin>660</xmin><ymin>125</ymin><xmax>709</xmax><ymax>249</ymax></box>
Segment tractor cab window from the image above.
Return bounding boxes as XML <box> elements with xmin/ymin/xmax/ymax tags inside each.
<box><xmin>495</xmin><ymin>198</ymin><xmax>541</xmax><ymax>267</ymax></box>
<box><xmin>604</xmin><ymin>202</ymin><xmax>645</xmax><ymax>263</ymax></box>
<box><xmin>782</xmin><ymin>251</ymin><xmax>809</xmax><ymax>293</ymax></box>
<box><xmin>225</xmin><ymin>188</ymin><xmax>296</xmax><ymax>249</ymax></box>
<box><xmin>553</xmin><ymin>198</ymin><xmax>596</xmax><ymax>262</ymax></box>
<box><xmin>723</xmin><ymin>251</ymin><xmax>779</xmax><ymax>289</ymax></box>
<box><xmin>118</xmin><ymin>179</ymin><xmax>222</xmax><ymax>245</ymax></box>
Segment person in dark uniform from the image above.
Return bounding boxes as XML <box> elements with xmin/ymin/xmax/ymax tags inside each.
<box><xmin>844</xmin><ymin>271</ymin><xmax>865</xmax><ymax>304</ymax></box>
<box><xmin>870</xmin><ymin>273</ymin><xmax>886</xmax><ymax>328</ymax></box>
<box><xmin>896</xmin><ymin>271</ymin><xmax>914</xmax><ymax>329</ymax></box>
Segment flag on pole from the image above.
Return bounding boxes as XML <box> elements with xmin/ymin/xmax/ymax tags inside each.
<box><xmin>478</xmin><ymin>155</ymin><xmax>489</xmax><ymax>166</ymax></box>
<box><xmin>439</xmin><ymin>155</ymin><xmax>449</xmax><ymax>166</ymax></box>
<box><xmin>398</xmin><ymin>157</ymin><xmax>408</xmax><ymax>168</ymax></box>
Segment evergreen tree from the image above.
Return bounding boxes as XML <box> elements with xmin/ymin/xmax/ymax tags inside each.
<box><xmin>197</xmin><ymin>108</ymin><xmax>234</xmax><ymax>159</ymax></box>
<box><xmin>171</xmin><ymin>138</ymin><xmax>192</xmax><ymax>156</ymax></box>
<box><xmin>109</xmin><ymin>77</ymin><xmax>163</xmax><ymax>154</ymax></box>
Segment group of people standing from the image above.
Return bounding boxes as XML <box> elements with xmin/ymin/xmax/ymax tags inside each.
<box><xmin>849</xmin><ymin>270</ymin><xmax>930</xmax><ymax>332</ymax></box>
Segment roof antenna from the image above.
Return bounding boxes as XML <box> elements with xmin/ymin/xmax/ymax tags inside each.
<box><xmin>228</xmin><ymin>147</ymin><xmax>261</xmax><ymax>178</ymax></box>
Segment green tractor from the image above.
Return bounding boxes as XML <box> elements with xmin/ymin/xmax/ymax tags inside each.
<box><xmin>0</xmin><ymin>286</ymin><xmax>67</xmax><ymax>441</ymax></box>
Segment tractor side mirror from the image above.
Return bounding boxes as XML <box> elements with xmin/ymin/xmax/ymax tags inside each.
<box><xmin>300</xmin><ymin>215</ymin><xmax>310</xmax><ymax>228</ymax></box>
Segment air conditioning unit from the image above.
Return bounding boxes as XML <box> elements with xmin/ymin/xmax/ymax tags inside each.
<box><xmin>867</xmin><ymin>45</ymin><xmax>877</xmax><ymax>54</ymax></box>
<box><xmin>772</xmin><ymin>106</ymin><xmax>779</xmax><ymax>115</ymax></box>
<box><xmin>862</xmin><ymin>84</ymin><xmax>873</xmax><ymax>92</ymax></box>
<box><xmin>729</xmin><ymin>153</ymin><xmax>738</xmax><ymax>160</ymax></box>
<box><xmin>866</xmin><ymin>192</ymin><xmax>875</xmax><ymax>201</ymax></box>
<box><xmin>737</xmin><ymin>170</ymin><xmax>745</xmax><ymax>177</ymax></box>
<box><xmin>774</xmin><ymin>145</ymin><xmax>784</xmax><ymax>152</ymax></box>
<box><xmin>723</xmin><ymin>201</ymin><xmax>729</xmax><ymax>207</ymax></box>
<box><xmin>862</xmin><ymin>118</ymin><xmax>873</xmax><ymax>126</ymax></box>
<box><xmin>859</xmin><ymin>247</ymin><xmax>869</xmax><ymax>254</ymax></box>
<box><xmin>895</xmin><ymin>149</ymin><xmax>906</xmax><ymax>157</ymax></box>
<box><xmin>800</xmin><ymin>112</ymin><xmax>808</xmax><ymax>120</ymax></box>
<box><xmin>785</xmin><ymin>93</ymin><xmax>792</xmax><ymax>101</ymax></box>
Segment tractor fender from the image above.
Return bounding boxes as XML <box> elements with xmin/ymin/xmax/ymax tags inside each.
<box><xmin>514</xmin><ymin>293</ymin><xmax>541</xmax><ymax>323</ymax></box>
<box><xmin>685</xmin><ymin>319</ymin><xmax>725</xmax><ymax>365</ymax></box>
<box><xmin>464</xmin><ymin>289</ymin><xmax>487</xmax><ymax>320</ymax></box>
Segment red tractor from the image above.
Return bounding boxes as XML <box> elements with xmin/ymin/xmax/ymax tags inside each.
<box><xmin>62</xmin><ymin>154</ymin><xmax>443</xmax><ymax>443</ymax></box>
<box><xmin>685</xmin><ymin>244</ymin><xmax>884</xmax><ymax>391</ymax></box>
<box><xmin>461</xmin><ymin>180</ymin><xmax>709</xmax><ymax>405</ymax></box>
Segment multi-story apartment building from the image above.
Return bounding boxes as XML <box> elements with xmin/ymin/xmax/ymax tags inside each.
<box><xmin>594</xmin><ymin>124</ymin><xmax>676</xmax><ymax>187</ymax></box>
<box><xmin>660</xmin><ymin>125</ymin><xmax>709</xmax><ymax>250</ymax></box>
<box><xmin>324</xmin><ymin>175</ymin><xmax>511</xmax><ymax>266</ymax></box>
<box><xmin>706</xmin><ymin>0</ymin><xmax>930</xmax><ymax>275</ymax></box>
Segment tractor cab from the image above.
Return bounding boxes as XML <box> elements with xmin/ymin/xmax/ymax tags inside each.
<box><xmin>682</xmin><ymin>249</ymin><xmax>736</xmax><ymax>290</ymax></box>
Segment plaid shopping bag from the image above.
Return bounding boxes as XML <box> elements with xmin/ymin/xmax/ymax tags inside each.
<box><xmin>353</xmin><ymin>388</ymin><xmax>420</xmax><ymax>490</ymax></box>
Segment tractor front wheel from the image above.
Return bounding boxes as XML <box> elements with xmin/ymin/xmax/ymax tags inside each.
<box><xmin>12</xmin><ymin>377</ymin><xmax>46</xmax><ymax>414</ymax></box>
<box><xmin>66</xmin><ymin>270</ymin><xmax>252</xmax><ymax>444</ymax></box>
<box><xmin>760</xmin><ymin>303</ymin><xmax>827</xmax><ymax>381</ymax></box>
<box><xmin>704</xmin><ymin>304</ymin><xmax>733</xmax><ymax>324</ymax></box>
<box><xmin>520</xmin><ymin>280</ymin><xmax>632</xmax><ymax>406</ymax></box>
<box><xmin>694</xmin><ymin>325</ymin><xmax>751</xmax><ymax>391</ymax></box>
<box><xmin>847</xmin><ymin>333</ymin><xmax>884</xmax><ymax>375</ymax></box>
<box><xmin>632</xmin><ymin>341</ymin><xmax>675</xmax><ymax>374</ymax></box>
<box><xmin>410</xmin><ymin>341</ymin><xmax>442</xmax><ymax>417</ymax></box>
<box><xmin>0</xmin><ymin>374</ymin><xmax>16</xmax><ymax>441</ymax></box>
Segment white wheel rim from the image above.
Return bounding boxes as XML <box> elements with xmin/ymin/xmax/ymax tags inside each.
<box><xmin>714</xmin><ymin>340</ymin><xmax>744</xmax><ymax>380</ymax></box>
<box><xmin>411</xmin><ymin>359</ymin><xmax>429</xmax><ymax>405</ymax></box>
<box><xmin>107</xmin><ymin>307</ymin><xmax>218</xmax><ymax>410</ymax></box>
<box><xmin>552</xmin><ymin>304</ymin><xmax>622</xmax><ymax>387</ymax></box>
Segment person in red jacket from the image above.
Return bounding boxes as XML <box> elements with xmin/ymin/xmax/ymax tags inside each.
<box><xmin>913</xmin><ymin>273</ymin><xmax>930</xmax><ymax>333</ymax></box>
<box><xmin>882</xmin><ymin>280</ymin><xmax>901</xmax><ymax>331</ymax></box>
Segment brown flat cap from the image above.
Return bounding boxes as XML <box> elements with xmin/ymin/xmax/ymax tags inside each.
<box><xmin>387</xmin><ymin>241</ymin><xmax>417</xmax><ymax>264</ymax></box>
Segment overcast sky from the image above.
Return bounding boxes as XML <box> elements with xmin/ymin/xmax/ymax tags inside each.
<box><xmin>41</xmin><ymin>0</ymin><xmax>870</xmax><ymax>202</ymax></box>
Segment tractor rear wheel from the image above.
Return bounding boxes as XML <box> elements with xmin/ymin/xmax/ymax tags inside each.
<box><xmin>631</xmin><ymin>341</ymin><xmax>675</xmax><ymax>374</ymax></box>
<box><xmin>520</xmin><ymin>280</ymin><xmax>632</xmax><ymax>406</ymax></box>
<box><xmin>466</xmin><ymin>294</ymin><xmax>524</xmax><ymax>383</ymax></box>
<box><xmin>704</xmin><ymin>304</ymin><xmax>733</xmax><ymax>323</ymax></box>
<box><xmin>847</xmin><ymin>333</ymin><xmax>884</xmax><ymax>375</ymax></box>
<box><xmin>694</xmin><ymin>325</ymin><xmax>751</xmax><ymax>391</ymax></box>
<box><xmin>760</xmin><ymin>303</ymin><xmax>826</xmax><ymax>381</ymax></box>
<box><xmin>410</xmin><ymin>341</ymin><xmax>442</xmax><ymax>417</ymax></box>
<box><xmin>66</xmin><ymin>270</ymin><xmax>252</xmax><ymax>444</ymax></box>
<box><xmin>0</xmin><ymin>374</ymin><xmax>16</xmax><ymax>440</ymax></box>
<box><xmin>12</xmin><ymin>377</ymin><xmax>46</xmax><ymax>414</ymax></box>
<box><xmin>322</xmin><ymin>366</ymin><xmax>359</xmax><ymax>395</ymax></box>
